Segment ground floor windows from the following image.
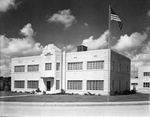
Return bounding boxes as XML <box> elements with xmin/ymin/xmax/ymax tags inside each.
<box><xmin>67</xmin><ymin>80</ymin><xmax>82</xmax><ymax>90</ymax></box>
<box><xmin>27</xmin><ymin>81</ymin><xmax>39</xmax><ymax>89</ymax></box>
<box><xmin>14</xmin><ymin>81</ymin><xmax>25</xmax><ymax>88</ymax></box>
<box><xmin>131</xmin><ymin>83</ymin><xmax>138</xmax><ymax>86</ymax></box>
<box><xmin>56</xmin><ymin>80</ymin><xmax>60</xmax><ymax>90</ymax></box>
<box><xmin>143</xmin><ymin>82</ymin><xmax>150</xmax><ymax>88</ymax></box>
<box><xmin>87</xmin><ymin>80</ymin><xmax>104</xmax><ymax>90</ymax></box>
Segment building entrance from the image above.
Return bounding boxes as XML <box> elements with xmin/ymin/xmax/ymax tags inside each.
<box><xmin>47</xmin><ymin>81</ymin><xmax>51</xmax><ymax>91</ymax></box>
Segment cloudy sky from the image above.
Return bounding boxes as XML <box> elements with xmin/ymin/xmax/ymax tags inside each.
<box><xmin>0</xmin><ymin>0</ymin><xmax>150</xmax><ymax>77</ymax></box>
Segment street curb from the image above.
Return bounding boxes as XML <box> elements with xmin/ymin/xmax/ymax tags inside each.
<box><xmin>1</xmin><ymin>101</ymin><xmax>150</xmax><ymax>106</ymax></box>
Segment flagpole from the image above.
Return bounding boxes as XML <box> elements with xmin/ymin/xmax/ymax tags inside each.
<box><xmin>107</xmin><ymin>5</ymin><xmax>111</xmax><ymax>102</ymax></box>
<box><xmin>108</xmin><ymin>5</ymin><xmax>111</xmax><ymax>49</ymax></box>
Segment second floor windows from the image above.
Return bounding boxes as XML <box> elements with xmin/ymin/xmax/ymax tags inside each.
<box><xmin>87</xmin><ymin>61</ymin><xmax>104</xmax><ymax>69</ymax></box>
<box><xmin>143</xmin><ymin>72</ymin><xmax>150</xmax><ymax>76</ymax></box>
<box><xmin>28</xmin><ymin>65</ymin><xmax>39</xmax><ymax>72</ymax></box>
<box><xmin>14</xmin><ymin>65</ymin><xmax>25</xmax><ymax>72</ymax></box>
<box><xmin>68</xmin><ymin>62</ymin><xmax>83</xmax><ymax>70</ymax></box>
<box><xmin>45</xmin><ymin>63</ymin><xmax>52</xmax><ymax>70</ymax></box>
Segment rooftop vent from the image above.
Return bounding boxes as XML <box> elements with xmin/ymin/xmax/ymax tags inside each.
<box><xmin>77</xmin><ymin>45</ymin><xmax>87</xmax><ymax>52</ymax></box>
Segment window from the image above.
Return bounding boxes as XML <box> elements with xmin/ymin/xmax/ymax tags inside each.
<box><xmin>68</xmin><ymin>62</ymin><xmax>83</xmax><ymax>70</ymax></box>
<box><xmin>28</xmin><ymin>65</ymin><xmax>39</xmax><ymax>72</ymax></box>
<box><xmin>56</xmin><ymin>80</ymin><xmax>60</xmax><ymax>90</ymax></box>
<box><xmin>143</xmin><ymin>72</ymin><xmax>150</xmax><ymax>76</ymax></box>
<box><xmin>87</xmin><ymin>61</ymin><xmax>104</xmax><ymax>69</ymax></box>
<box><xmin>14</xmin><ymin>81</ymin><xmax>25</xmax><ymax>88</ymax></box>
<box><xmin>143</xmin><ymin>82</ymin><xmax>150</xmax><ymax>88</ymax></box>
<box><xmin>111</xmin><ymin>61</ymin><xmax>115</xmax><ymax>70</ymax></box>
<box><xmin>56</xmin><ymin>63</ymin><xmax>60</xmax><ymax>70</ymax></box>
<box><xmin>27</xmin><ymin>81</ymin><xmax>39</xmax><ymax>89</ymax></box>
<box><xmin>131</xmin><ymin>83</ymin><xmax>138</xmax><ymax>85</ymax></box>
<box><xmin>67</xmin><ymin>80</ymin><xmax>82</xmax><ymax>90</ymax></box>
<box><xmin>119</xmin><ymin>63</ymin><xmax>121</xmax><ymax>72</ymax></box>
<box><xmin>14</xmin><ymin>65</ymin><xmax>25</xmax><ymax>72</ymax></box>
<box><xmin>127</xmin><ymin>66</ymin><xmax>129</xmax><ymax>73</ymax></box>
<box><xmin>45</xmin><ymin>63</ymin><xmax>52</xmax><ymax>70</ymax></box>
<box><xmin>111</xmin><ymin>80</ymin><xmax>114</xmax><ymax>90</ymax></box>
<box><xmin>87</xmin><ymin>80</ymin><xmax>104</xmax><ymax>90</ymax></box>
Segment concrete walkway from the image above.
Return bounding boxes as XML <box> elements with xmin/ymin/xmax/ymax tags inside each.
<box><xmin>1</xmin><ymin>101</ymin><xmax>150</xmax><ymax>106</ymax></box>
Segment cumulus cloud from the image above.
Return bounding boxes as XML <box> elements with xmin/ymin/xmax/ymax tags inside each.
<box><xmin>112</xmin><ymin>32</ymin><xmax>147</xmax><ymax>51</ymax></box>
<box><xmin>0</xmin><ymin>0</ymin><xmax>16</xmax><ymax>12</ymax></box>
<box><xmin>48</xmin><ymin>9</ymin><xmax>76</xmax><ymax>29</ymax></box>
<box><xmin>63</xmin><ymin>44</ymin><xmax>76</xmax><ymax>52</ymax></box>
<box><xmin>43</xmin><ymin>44</ymin><xmax>60</xmax><ymax>52</ymax></box>
<box><xmin>0</xmin><ymin>23</ymin><xmax>43</xmax><ymax>76</ymax></box>
<box><xmin>82</xmin><ymin>30</ymin><xmax>109</xmax><ymax>50</ymax></box>
<box><xmin>20</xmin><ymin>23</ymin><xmax>34</xmax><ymax>37</ymax></box>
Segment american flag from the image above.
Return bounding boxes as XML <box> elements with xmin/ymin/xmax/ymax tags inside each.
<box><xmin>110</xmin><ymin>8</ymin><xmax>123</xmax><ymax>30</ymax></box>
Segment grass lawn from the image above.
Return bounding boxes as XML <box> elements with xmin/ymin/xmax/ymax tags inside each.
<box><xmin>0</xmin><ymin>91</ymin><xmax>150</xmax><ymax>102</ymax></box>
<box><xmin>0</xmin><ymin>91</ymin><xmax>30</xmax><ymax>96</ymax></box>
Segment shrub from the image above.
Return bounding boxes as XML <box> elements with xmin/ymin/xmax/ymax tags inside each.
<box><xmin>60</xmin><ymin>89</ymin><xmax>65</xmax><ymax>94</ymax></box>
<box><xmin>36</xmin><ymin>88</ymin><xmax>41</xmax><ymax>93</ymax></box>
<box><xmin>43</xmin><ymin>91</ymin><xmax>46</xmax><ymax>95</ymax></box>
<box><xmin>123</xmin><ymin>90</ymin><xmax>131</xmax><ymax>95</ymax></box>
<box><xmin>31</xmin><ymin>90</ymin><xmax>35</xmax><ymax>94</ymax></box>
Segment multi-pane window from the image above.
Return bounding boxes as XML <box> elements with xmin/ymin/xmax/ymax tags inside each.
<box><xmin>143</xmin><ymin>72</ymin><xmax>150</xmax><ymax>76</ymax></box>
<box><xmin>45</xmin><ymin>63</ymin><xmax>52</xmax><ymax>70</ymax></box>
<box><xmin>131</xmin><ymin>83</ymin><xmax>138</xmax><ymax>86</ymax></box>
<box><xmin>14</xmin><ymin>81</ymin><xmax>25</xmax><ymax>88</ymax></box>
<box><xmin>56</xmin><ymin>63</ymin><xmax>60</xmax><ymax>70</ymax></box>
<box><xmin>27</xmin><ymin>81</ymin><xmax>39</xmax><ymax>89</ymax></box>
<box><xmin>14</xmin><ymin>65</ymin><xmax>25</xmax><ymax>72</ymax></box>
<box><xmin>28</xmin><ymin>65</ymin><xmax>39</xmax><ymax>72</ymax></box>
<box><xmin>143</xmin><ymin>82</ymin><xmax>150</xmax><ymax>88</ymax></box>
<box><xmin>87</xmin><ymin>61</ymin><xmax>104</xmax><ymax>69</ymax></box>
<box><xmin>56</xmin><ymin>80</ymin><xmax>60</xmax><ymax>90</ymax></box>
<box><xmin>87</xmin><ymin>80</ymin><xmax>104</xmax><ymax>90</ymax></box>
<box><xmin>67</xmin><ymin>80</ymin><xmax>82</xmax><ymax>90</ymax></box>
<box><xmin>68</xmin><ymin>62</ymin><xmax>83</xmax><ymax>70</ymax></box>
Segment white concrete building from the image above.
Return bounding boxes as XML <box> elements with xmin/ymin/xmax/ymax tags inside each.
<box><xmin>130</xmin><ymin>66</ymin><xmax>150</xmax><ymax>93</ymax></box>
<box><xmin>11</xmin><ymin>45</ymin><xmax>130</xmax><ymax>95</ymax></box>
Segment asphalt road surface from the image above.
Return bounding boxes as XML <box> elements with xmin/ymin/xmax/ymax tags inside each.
<box><xmin>0</xmin><ymin>102</ymin><xmax>150</xmax><ymax>116</ymax></box>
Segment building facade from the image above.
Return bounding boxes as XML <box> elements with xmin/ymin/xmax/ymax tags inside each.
<box><xmin>130</xmin><ymin>66</ymin><xmax>150</xmax><ymax>93</ymax></box>
<box><xmin>11</xmin><ymin>45</ymin><xmax>130</xmax><ymax>95</ymax></box>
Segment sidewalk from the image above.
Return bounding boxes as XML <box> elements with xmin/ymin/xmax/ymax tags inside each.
<box><xmin>1</xmin><ymin>101</ymin><xmax>150</xmax><ymax>106</ymax></box>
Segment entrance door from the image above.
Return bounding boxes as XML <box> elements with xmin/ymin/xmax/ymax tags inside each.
<box><xmin>47</xmin><ymin>81</ymin><xmax>51</xmax><ymax>91</ymax></box>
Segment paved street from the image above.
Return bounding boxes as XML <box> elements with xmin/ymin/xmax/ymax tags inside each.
<box><xmin>0</xmin><ymin>102</ymin><xmax>150</xmax><ymax>116</ymax></box>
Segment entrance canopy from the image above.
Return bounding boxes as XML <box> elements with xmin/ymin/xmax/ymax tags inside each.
<box><xmin>41</xmin><ymin>77</ymin><xmax>54</xmax><ymax>79</ymax></box>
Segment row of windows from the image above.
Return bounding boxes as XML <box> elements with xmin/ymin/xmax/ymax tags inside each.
<box><xmin>68</xmin><ymin>61</ymin><xmax>104</xmax><ymax>70</ymax></box>
<box><xmin>67</xmin><ymin>80</ymin><xmax>104</xmax><ymax>90</ymax></box>
<box><xmin>14</xmin><ymin>80</ymin><xmax>61</xmax><ymax>90</ymax></box>
<box><xmin>143</xmin><ymin>72</ymin><xmax>150</xmax><ymax>76</ymax></box>
<box><xmin>14</xmin><ymin>63</ymin><xmax>60</xmax><ymax>72</ymax></box>
<box><xmin>28</xmin><ymin>65</ymin><xmax>39</xmax><ymax>72</ymax></box>
<box><xmin>143</xmin><ymin>82</ymin><xmax>150</xmax><ymax>88</ymax></box>
<box><xmin>14</xmin><ymin>81</ymin><xmax>39</xmax><ymax>89</ymax></box>
<box><xmin>68</xmin><ymin>62</ymin><xmax>83</xmax><ymax>70</ymax></box>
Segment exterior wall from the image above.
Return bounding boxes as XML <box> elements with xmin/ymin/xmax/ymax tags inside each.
<box><xmin>11</xmin><ymin>48</ymin><xmax>130</xmax><ymax>95</ymax></box>
<box><xmin>11</xmin><ymin>56</ymin><xmax>42</xmax><ymax>92</ymax></box>
<box><xmin>11</xmin><ymin>47</ymin><xmax>62</xmax><ymax>93</ymax></box>
<box><xmin>110</xmin><ymin>50</ymin><xmax>130</xmax><ymax>94</ymax></box>
<box><xmin>65</xmin><ymin>49</ymin><xmax>110</xmax><ymax>95</ymax></box>
<box><xmin>138</xmin><ymin>66</ymin><xmax>150</xmax><ymax>93</ymax></box>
